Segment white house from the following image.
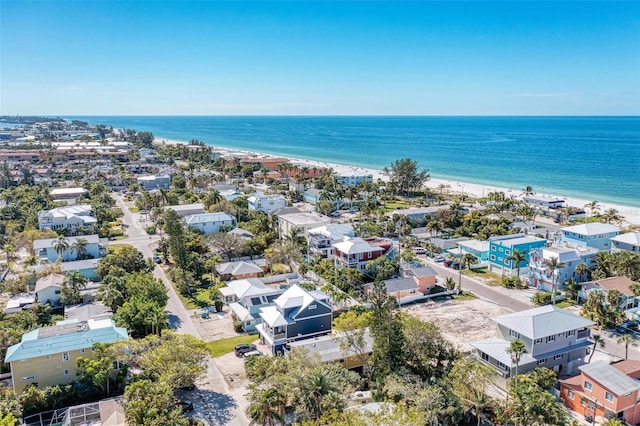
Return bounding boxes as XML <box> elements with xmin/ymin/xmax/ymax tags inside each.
<box><xmin>528</xmin><ymin>245</ymin><xmax>599</xmax><ymax>292</ymax></box>
<box><xmin>248</xmin><ymin>193</ymin><xmax>288</xmax><ymax>214</ymax></box>
<box><xmin>184</xmin><ymin>212</ymin><xmax>236</xmax><ymax>235</ymax></box>
<box><xmin>220</xmin><ymin>189</ymin><xmax>243</xmax><ymax>201</ymax></box>
<box><xmin>610</xmin><ymin>232</ymin><xmax>640</xmax><ymax>254</ymax></box>
<box><xmin>33</xmin><ymin>234</ymin><xmax>107</xmax><ymax>263</ymax></box>
<box><xmin>560</xmin><ymin>223</ymin><xmax>621</xmax><ymax>251</ymax></box>
<box><xmin>307</xmin><ymin>223</ymin><xmax>356</xmax><ymax>260</ymax></box>
<box><xmin>38</xmin><ymin>205</ymin><xmax>97</xmax><ymax>232</ymax></box>
<box><xmin>277</xmin><ymin>210</ymin><xmax>331</xmax><ymax>239</ymax></box>
<box><xmin>336</xmin><ymin>172</ymin><xmax>373</xmax><ymax>188</ymax></box>
<box><xmin>166</xmin><ymin>203</ymin><xmax>205</xmax><ymax>217</ymax></box>
<box><xmin>50</xmin><ymin>187</ymin><xmax>87</xmax><ymax>203</ymax></box>
<box><xmin>35</xmin><ymin>274</ymin><xmax>64</xmax><ymax>305</ymax></box>
<box><xmin>137</xmin><ymin>174</ymin><xmax>170</xmax><ymax>190</ymax></box>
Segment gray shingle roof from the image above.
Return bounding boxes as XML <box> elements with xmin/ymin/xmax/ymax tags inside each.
<box><xmin>383</xmin><ymin>277</ymin><xmax>418</xmax><ymax>293</ymax></box>
<box><xmin>579</xmin><ymin>361</ymin><xmax>640</xmax><ymax>396</ymax></box>
<box><xmin>493</xmin><ymin>306</ymin><xmax>595</xmax><ymax>339</ymax></box>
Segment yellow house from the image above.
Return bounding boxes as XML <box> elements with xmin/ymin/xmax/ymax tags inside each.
<box><xmin>5</xmin><ymin>319</ymin><xmax>128</xmax><ymax>395</ymax></box>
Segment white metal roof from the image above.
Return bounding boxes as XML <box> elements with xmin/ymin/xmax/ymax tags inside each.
<box><xmin>579</xmin><ymin>361</ymin><xmax>640</xmax><ymax>396</ymax></box>
<box><xmin>561</xmin><ymin>223</ymin><xmax>620</xmax><ymax>236</ymax></box>
<box><xmin>493</xmin><ymin>306</ymin><xmax>595</xmax><ymax>339</ymax></box>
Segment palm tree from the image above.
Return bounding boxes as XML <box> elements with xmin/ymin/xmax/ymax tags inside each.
<box><xmin>584</xmin><ymin>200</ymin><xmax>601</xmax><ymax>219</ymax></box>
<box><xmin>444</xmin><ymin>277</ymin><xmax>456</xmax><ymax>291</ymax></box>
<box><xmin>52</xmin><ymin>236</ymin><xmax>69</xmax><ymax>261</ymax></box>
<box><xmin>147</xmin><ymin>305</ymin><xmax>168</xmax><ymax>336</ymax></box>
<box><xmin>506</xmin><ymin>339</ymin><xmax>527</xmax><ymax>395</ymax></box>
<box><xmin>575</xmin><ymin>262</ymin><xmax>589</xmax><ymax>283</ymax></box>
<box><xmin>617</xmin><ymin>334</ymin><xmax>638</xmax><ymax>360</ymax></box>
<box><xmin>521</xmin><ymin>185</ymin><xmax>534</xmax><ymax>197</ymax></box>
<box><xmin>544</xmin><ymin>256</ymin><xmax>564</xmax><ymax>305</ymax></box>
<box><xmin>246</xmin><ymin>385</ymin><xmax>285</xmax><ymax>426</ymax></box>
<box><xmin>600</xmin><ymin>208</ymin><xmax>623</xmax><ymax>225</ymax></box>
<box><xmin>506</xmin><ymin>249</ymin><xmax>527</xmax><ymax>280</ymax></box>
<box><xmin>588</xmin><ymin>334</ymin><xmax>606</xmax><ymax>362</ymax></box>
<box><xmin>71</xmin><ymin>237</ymin><xmax>89</xmax><ymax>260</ymax></box>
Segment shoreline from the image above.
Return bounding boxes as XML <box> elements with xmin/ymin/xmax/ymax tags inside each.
<box><xmin>155</xmin><ymin>137</ymin><xmax>640</xmax><ymax>226</ymax></box>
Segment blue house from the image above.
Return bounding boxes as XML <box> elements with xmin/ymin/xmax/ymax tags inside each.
<box><xmin>257</xmin><ymin>284</ymin><xmax>332</xmax><ymax>355</ymax></box>
<box><xmin>457</xmin><ymin>239</ymin><xmax>490</xmax><ymax>261</ymax></box>
<box><xmin>488</xmin><ymin>233</ymin><xmax>547</xmax><ymax>276</ymax></box>
<box><xmin>560</xmin><ymin>223</ymin><xmax>621</xmax><ymax>251</ymax></box>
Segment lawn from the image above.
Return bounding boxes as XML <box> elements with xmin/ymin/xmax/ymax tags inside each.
<box><xmin>383</xmin><ymin>201</ymin><xmax>413</xmax><ymax>211</ymax></box>
<box><xmin>452</xmin><ymin>291</ymin><xmax>476</xmax><ymax>301</ymax></box>
<box><xmin>555</xmin><ymin>301</ymin><xmax>575</xmax><ymax>309</ymax></box>
<box><xmin>108</xmin><ymin>243</ymin><xmax>133</xmax><ymax>253</ymax></box>
<box><xmin>206</xmin><ymin>335</ymin><xmax>259</xmax><ymax>358</ymax></box>
<box><xmin>168</xmin><ymin>280</ymin><xmax>215</xmax><ymax>310</ymax></box>
<box><xmin>129</xmin><ymin>206</ymin><xmax>140</xmax><ymax>213</ymax></box>
<box><xmin>462</xmin><ymin>267</ymin><xmax>503</xmax><ymax>286</ymax></box>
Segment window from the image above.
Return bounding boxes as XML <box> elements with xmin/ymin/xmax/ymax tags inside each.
<box><xmin>491</xmin><ymin>246</ymin><xmax>496</xmax><ymax>252</ymax></box>
<box><xmin>534</xmin><ymin>338</ymin><xmax>543</xmax><ymax>344</ymax></box>
<box><xmin>62</xmin><ymin>352</ymin><xmax>69</xmax><ymax>361</ymax></box>
<box><xmin>308</xmin><ymin>304</ymin><xmax>317</xmax><ymax>310</ymax></box>
<box><xmin>554</xmin><ymin>354</ymin><xmax>563</xmax><ymax>360</ymax></box>
<box><xmin>538</xmin><ymin>358</ymin><xmax>546</xmax><ymax>365</ymax></box>
<box><xmin>505</xmin><ymin>250</ymin><xmax>511</xmax><ymax>256</ymax></box>
<box><xmin>566</xmin><ymin>330</ymin><xmax>575</xmax><ymax>337</ymax></box>
<box><xmin>490</xmin><ymin>255</ymin><xmax>496</xmax><ymax>261</ymax></box>
<box><xmin>605</xmin><ymin>392</ymin><xmax>614</xmax><ymax>402</ymax></box>
<box><xmin>509</xmin><ymin>330</ymin><xmax>520</xmax><ymax>339</ymax></box>
<box><xmin>22</xmin><ymin>375</ymin><xmax>35</xmax><ymax>381</ymax></box>
<box><xmin>45</xmin><ymin>355</ymin><xmax>50</xmax><ymax>360</ymax></box>
<box><xmin>64</xmin><ymin>369</ymin><xmax>70</xmax><ymax>375</ymax></box>
<box><xmin>546</xmin><ymin>335</ymin><xmax>556</xmax><ymax>343</ymax></box>
<box><xmin>567</xmin><ymin>390</ymin><xmax>575</xmax><ymax>400</ymax></box>
<box><xmin>584</xmin><ymin>381</ymin><xmax>592</xmax><ymax>391</ymax></box>
<box><xmin>481</xmin><ymin>352</ymin><xmax>489</xmax><ymax>362</ymax></box>
<box><xmin>80</xmin><ymin>349</ymin><xmax>85</xmax><ymax>353</ymax></box>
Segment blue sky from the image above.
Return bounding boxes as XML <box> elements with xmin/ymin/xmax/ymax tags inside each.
<box><xmin>1</xmin><ymin>1</ymin><xmax>639</xmax><ymax>115</ymax></box>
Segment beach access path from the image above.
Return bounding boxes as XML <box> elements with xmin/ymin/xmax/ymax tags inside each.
<box><xmin>113</xmin><ymin>193</ymin><xmax>250</xmax><ymax>426</ymax></box>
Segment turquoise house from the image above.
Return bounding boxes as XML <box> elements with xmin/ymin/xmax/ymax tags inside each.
<box><xmin>488</xmin><ymin>233</ymin><xmax>547</xmax><ymax>276</ymax></box>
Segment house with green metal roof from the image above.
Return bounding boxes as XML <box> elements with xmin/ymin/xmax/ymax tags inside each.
<box><xmin>5</xmin><ymin>318</ymin><xmax>128</xmax><ymax>394</ymax></box>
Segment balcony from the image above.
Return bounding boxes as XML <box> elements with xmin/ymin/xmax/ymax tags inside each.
<box><xmin>577</xmin><ymin>329</ymin><xmax>590</xmax><ymax>340</ymax></box>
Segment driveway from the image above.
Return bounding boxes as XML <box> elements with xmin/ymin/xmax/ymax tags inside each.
<box><xmin>112</xmin><ymin>193</ymin><xmax>250</xmax><ymax>425</ymax></box>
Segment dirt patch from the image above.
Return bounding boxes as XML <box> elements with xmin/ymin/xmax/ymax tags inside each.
<box><xmin>403</xmin><ymin>298</ymin><xmax>513</xmax><ymax>352</ymax></box>
<box><xmin>193</xmin><ymin>309</ymin><xmax>242</xmax><ymax>342</ymax></box>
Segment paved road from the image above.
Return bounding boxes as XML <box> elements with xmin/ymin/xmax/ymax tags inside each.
<box><xmin>112</xmin><ymin>193</ymin><xmax>250</xmax><ymax>425</ymax></box>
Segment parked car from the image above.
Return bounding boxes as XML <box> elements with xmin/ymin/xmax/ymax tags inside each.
<box><xmin>139</xmin><ymin>210</ymin><xmax>148</xmax><ymax>215</ymax></box>
<box><xmin>451</xmin><ymin>262</ymin><xmax>462</xmax><ymax>270</ymax></box>
<box><xmin>412</xmin><ymin>247</ymin><xmax>426</xmax><ymax>255</ymax></box>
<box><xmin>234</xmin><ymin>343</ymin><xmax>257</xmax><ymax>356</ymax></box>
<box><xmin>176</xmin><ymin>400</ymin><xmax>194</xmax><ymax>412</ymax></box>
<box><xmin>153</xmin><ymin>256</ymin><xmax>162</xmax><ymax>264</ymax></box>
<box><xmin>443</xmin><ymin>259</ymin><xmax>453</xmax><ymax>267</ymax></box>
<box><xmin>434</xmin><ymin>255</ymin><xmax>445</xmax><ymax>262</ymax></box>
<box><xmin>243</xmin><ymin>350</ymin><xmax>263</xmax><ymax>358</ymax></box>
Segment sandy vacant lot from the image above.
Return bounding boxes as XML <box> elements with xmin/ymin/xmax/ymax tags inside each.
<box><xmin>403</xmin><ymin>298</ymin><xmax>513</xmax><ymax>352</ymax></box>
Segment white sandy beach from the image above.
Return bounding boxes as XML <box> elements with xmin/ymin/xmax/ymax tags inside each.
<box><xmin>155</xmin><ymin>138</ymin><xmax>640</xmax><ymax>225</ymax></box>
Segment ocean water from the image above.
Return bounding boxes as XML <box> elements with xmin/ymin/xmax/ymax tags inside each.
<box><xmin>69</xmin><ymin>116</ymin><xmax>640</xmax><ymax>208</ymax></box>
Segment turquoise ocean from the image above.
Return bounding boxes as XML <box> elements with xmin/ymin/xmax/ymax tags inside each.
<box><xmin>69</xmin><ymin>116</ymin><xmax>640</xmax><ymax>208</ymax></box>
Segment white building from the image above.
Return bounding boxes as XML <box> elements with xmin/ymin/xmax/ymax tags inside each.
<box><xmin>248</xmin><ymin>193</ymin><xmax>288</xmax><ymax>214</ymax></box>
<box><xmin>38</xmin><ymin>205</ymin><xmax>97</xmax><ymax>232</ymax></box>
<box><xmin>277</xmin><ymin>211</ymin><xmax>332</xmax><ymax>239</ymax></box>
<box><xmin>610</xmin><ymin>232</ymin><xmax>640</xmax><ymax>254</ymax></box>
<box><xmin>166</xmin><ymin>203</ymin><xmax>205</xmax><ymax>217</ymax></box>
<box><xmin>137</xmin><ymin>174</ymin><xmax>170</xmax><ymax>190</ymax></box>
<box><xmin>50</xmin><ymin>187</ymin><xmax>87</xmax><ymax>202</ymax></box>
<box><xmin>336</xmin><ymin>172</ymin><xmax>373</xmax><ymax>188</ymax></box>
<box><xmin>528</xmin><ymin>246</ymin><xmax>599</xmax><ymax>292</ymax></box>
<box><xmin>184</xmin><ymin>212</ymin><xmax>236</xmax><ymax>235</ymax></box>
<box><xmin>307</xmin><ymin>223</ymin><xmax>356</xmax><ymax>260</ymax></box>
<box><xmin>35</xmin><ymin>274</ymin><xmax>64</xmax><ymax>305</ymax></box>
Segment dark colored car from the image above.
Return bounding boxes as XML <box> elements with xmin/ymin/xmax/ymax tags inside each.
<box><xmin>451</xmin><ymin>262</ymin><xmax>461</xmax><ymax>270</ymax></box>
<box><xmin>443</xmin><ymin>259</ymin><xmax>453</xmax><ymax>267</ymax></box>
<box><xmin>153</xmin><ymin>256</ymin><xmax>162</xmax><ymax>264</ymax></box>
<box><xmin>234</xmin><ymin>343</ymin><xmax>257</xmax><ymax>356</ymax></box>
<box><xmin>176</xmin><ymin>400</ymin><xmax>194</xmax><ymax>412</ymax></box>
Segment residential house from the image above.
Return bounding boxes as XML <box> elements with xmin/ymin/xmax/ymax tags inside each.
<box><xmin>363</xmin><ymin>266</ymin><xmax>437</xmax><ymax>305</ymax></box>
<box><xmin>4</xmin><ymin>294</ymin><xmax>36</xmax><ymax>314</ymax></box>
<box><xmin>219</xmin><ymin>278</ymin><xmax>284</xmax><ymax>333</ymax></box>
<box><xmin>216</xmin><ymin>260</ymin><xmax>265</xmax><ymax>281</ymax></box>
<box><xmin>257</xmin><ymin>284</ymin><xmax>332</xmax><ymax>355</ymax></box>
<box><xmin>522</xmin><ymin>195</ymin><xmax>566</xmax><ymax>210</ymax></box>
<box><xmin>560</xmin><ymin>223</ymin><xmax>621</xmax><ymax>251</ymax></box>
<box><xmin>35</xmin><ymin>273</ymin><xmax>64</xmax><ymax>305</ymax></box>
<box><xmin>578</xmin><ymin>276</ymin><xmax>640</xmax><ymax>311</ymax></box>
<box><xmin>286</xmin><ymin>329</ymin><xmax>374</xmax><ymax>370</ymax></box>
<box><xmin>136</xmin><ymin>174</ymin><xmax>170</xmax><ymax>190</ymax></box>
<box><xmin>239</xmin><ymin>156</ymin><xmax>288</xmax><ymax>171</ymax></box>
<box><xmin>247</xmin><ymin>193</ymin><xmax>288</xmax><ymax>214</ymax></box>
<box><xmin>528</xmin><ymin>245</ymin><xmax>599</xmax><ymax>292</ymax></box>
<box><xmin>610</xmin><ymin>232</ymin><xmax>640</xmax><ymax>254</ymax></box>
<box><xmin>333</xmin><ymin>237</ymin><xmax>395</xmax><ymax>271</ymax></box>
<box><xmin>488</xmin><ymin>233</ymin><xmax>547</xmax><ymax>276</ymax></box>
<box><xmin>472</xmin><ymin>306</ymin><xmax>595</xmax><ymax>379</ymax></box>
<box><xmin>166</xmin><ymin>203</ymin><xmax>205</xmax><ymax>217</ymax></box>
<box><xmin>50</xmin><ymin>187</ymin><xmax>87</xmax><ymax>202</ymax></box>
<box><xmin>560</xmin><ymin>360</ymin><xmax>640</xmax><ymax>425</ymax></box>
<box><xmin>184</xmin><ymin>212</ymin><xmax>236</xmax><ymax>235</ymax></box>
<box><xmin>227</xmin><ymin>227</ymin><xmax>254</xmax><ymax>241</ymax></box>
<box><xmin>277</xmin><ymin>210</ymin><xmax>332</xmax><ymax>239</ymax></box>
<box><xmin>34</xmin><ymin>234</ymin><xmax>107</xmax><ymax>263</ymax></box>
<box><xmin>38</xmin><ymin>204</ymin><xmax>97</xmax><ymax>233</ymax></box>
<box><xmin>390</xmin><ymin>206</ymin><xmax>451</xmax><ymax>226</ymax></box>
<box><xmin>303</xmin><ymin>187</ymin><xmax>323</xmax><ymax>206</ymax></box>
<box><xmin>5</xmin><ymin>319</ymin><xmax>128</xmax><ymax>395</ymax></box>
<box><xmin>336</xmin><ymin>172</ymin><xmax>373</xmax><ymax>188</ymax></box>
<box><xmin>219</xmin><ymin>189</ymin><xmax>243</xmax><ymax>201</ymax></box>
<box><xmin>307</xmin><ymin>223</ymin><xmax>356</xmax><ymax>260</ymax></box>
<box><xmin>457</xmin><ymin>239</ymin><xmax>490</xmax><ymax>261</ymax></box>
